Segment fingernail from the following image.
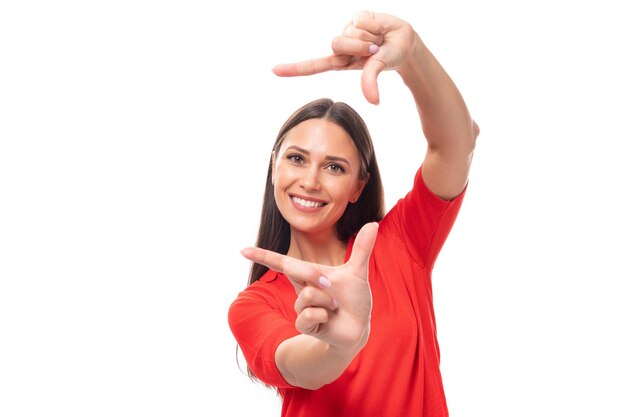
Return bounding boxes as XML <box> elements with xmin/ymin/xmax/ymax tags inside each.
<box><xmin>332</xmin><ymin>299</ymin><xmax>338</xmax><ymax>310</ymax></box>
<box><xmin>318</xmin><ymin>276</ymin><xmax>331</xmax><ymax>288</ymax></box>
<box><xmin>369</xmin><ymin>44</ymin><xmax>379</xmax><ymax>54</ymax></box>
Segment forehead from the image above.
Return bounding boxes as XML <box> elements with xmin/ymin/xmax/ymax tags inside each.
<box><xmin>280</xmin><ymin>119</ymin><xmax>358</xmax><ymax>157</ymax></box>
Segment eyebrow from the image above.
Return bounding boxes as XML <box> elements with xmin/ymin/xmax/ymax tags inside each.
<box><xmin>284</xmin><ymin>146</ymin><xmax>352</xmax><ymax>167</ymax></box>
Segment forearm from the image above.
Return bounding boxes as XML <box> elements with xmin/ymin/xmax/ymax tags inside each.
<box><xmin>275</xmin><ymin>334</ymin><xmax>364</xmax><ymax>390</ymax></box>
<box><xmin>397</xmin><ymin>34</ymin><xmax>478</xmax><ymax>155</ymax></box>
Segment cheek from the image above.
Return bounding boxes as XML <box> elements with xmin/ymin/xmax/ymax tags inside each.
<box><xmin>327</xmin><ymin>178</ymin><xmax>359</xmax><ymax>200</ymax></box>
<box><xmin>273</xmin><ymin>164</ymin><xmax>297</xmax><ymax>189</ymax></box>
<box><xmin>273</xmin><ymin>164</ymin><xmax>286</xmax><ymax>184</ymax></box>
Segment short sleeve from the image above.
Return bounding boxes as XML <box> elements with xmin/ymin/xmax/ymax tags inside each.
<box><xmin>228</xmin><ymin>280</ymin><xmax>300</xmax><ymax>388</ymax></box>
<box><xmin>380</xmin><ymin>166</ymin><xmax>467</xmax><ymax>269</ymax></box>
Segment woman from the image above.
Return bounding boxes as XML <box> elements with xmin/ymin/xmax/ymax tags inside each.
<box><xmin>228</xmin><ymin>11</ymin><xmax>479</xmax><ymax>417</ymax></box>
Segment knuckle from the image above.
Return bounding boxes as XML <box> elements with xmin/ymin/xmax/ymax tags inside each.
<box><xmin>295</xmin><ymin>318</ymin><xmax>310</xmax><ymax>334</ymax></box>
<box><xmin>282</xmin><ymin>257</ymin><xmax>292</xmax><ymax>273</ymax></box>
<box><xmin>353</xmin><ymin>10</ymin><xmax>369</xmax><ymax>27</ymax></box>
<box><xmin>299</xmin><ymin>287</ymin><xmax>316</xmax><ymax>303</ymax></box>
<box><xmin>302</xmin><ymin>309</ymin><xmax>315</xmax><ymax>321</ymax></box>
<box><xmin>299</xmin><ymin>308</ymin><xmax>318</xmax><ymax>324</ymax></box>
<box><xmin>353</xmin><ymin>29</ymin><xmax>369</xmax><ymax>41</ymax></box>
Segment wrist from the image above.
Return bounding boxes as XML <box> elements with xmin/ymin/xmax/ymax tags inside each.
<box><xmin>396</xmin><ymin>33</ymin><xmax>426</xmax><ymax>81</ymax></box>
<box><xmin>327</xmin><ymin>324</ymin><xmax>370</xmax><ymax>358</ymax></box>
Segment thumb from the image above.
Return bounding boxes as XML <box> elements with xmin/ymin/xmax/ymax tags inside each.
<box><xmin>361</xmin><ymin>58</ymin><xmax>385</xmax><ymax>104</ymax></box>
<box><xmin>347</xmin><ymin>222</ymin><xmax>379</xmax><ymax>269</ymax></box>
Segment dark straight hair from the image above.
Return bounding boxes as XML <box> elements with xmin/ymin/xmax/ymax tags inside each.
<box><xmin>248</xmin><ymin>98</ymin><xmax>385</xmax><ymax>285</ymax></box>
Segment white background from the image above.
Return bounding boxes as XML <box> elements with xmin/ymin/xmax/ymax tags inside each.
<box><xmin>1</xmin><ymin>0</ymin><xmax>625</xmax><ymax>416</ymax></box>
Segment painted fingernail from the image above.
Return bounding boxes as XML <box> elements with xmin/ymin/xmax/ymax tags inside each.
<box><xmin>319</xmin><ymin>276</ymin><xmax>331</xmax><ymax>288</ymax></box>
<box><xmin>369</xmin><ymin>44</ymin><xmax>379</xmax><ymax>54</ymax></box>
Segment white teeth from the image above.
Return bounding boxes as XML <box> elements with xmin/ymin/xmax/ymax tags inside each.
<box><xmin>292</xmin><ymin>196</ymin><xmax>325</xmax><ymax>208</ymax></box>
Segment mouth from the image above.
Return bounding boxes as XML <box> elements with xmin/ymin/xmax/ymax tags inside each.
<box><xmin>290</xmin><ymin>195</ymin><xmax>328</xmax><ymax>209</ymax></box>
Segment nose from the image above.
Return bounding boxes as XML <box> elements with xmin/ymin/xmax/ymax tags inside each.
<box><xmin>300</xmin><ymin>166</ymin><xmax>321</xmax><ymax>191</ymax></box>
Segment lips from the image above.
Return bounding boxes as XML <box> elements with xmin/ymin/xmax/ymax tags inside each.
<box><xmin>290</xmin><ymin>194</ymin><xmax>328</xmax><ymax>209</ymax></box>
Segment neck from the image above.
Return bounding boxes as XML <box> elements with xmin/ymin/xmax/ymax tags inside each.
<box><xmin>287</xmin><ymin>227</ymin><xmax>347</xmax><ymax>266</ymax></box>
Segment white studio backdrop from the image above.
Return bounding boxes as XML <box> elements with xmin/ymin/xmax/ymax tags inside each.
<box><xmin>1</xmin><ymin>1</ymin><xmax>625</xmax><ymax>416</ymax></box>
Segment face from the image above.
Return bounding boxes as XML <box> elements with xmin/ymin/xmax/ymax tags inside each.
<box><xmin>272</xmin><ymin>118</ymin><xmax>367</xmax><ymax>238</ymax></box>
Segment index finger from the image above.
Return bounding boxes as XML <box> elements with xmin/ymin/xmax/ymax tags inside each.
<box><xmin>241</xmin><ymin>247</ymin><xmax>328</xmax><ymax>289</ymax></box>
<box><xmin>241</xmin><ymin>247</ymin><xmax>289</xmax><ymax>272</ymax></box>
<box><xmin>272</xmin><ymin>56</ymin><xmax>334</xmax><ymax>77</ymax></box>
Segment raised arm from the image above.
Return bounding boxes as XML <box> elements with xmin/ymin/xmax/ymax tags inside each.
<box><xmin>273</xmin><ymin>11</ymin><xmax>479</xmax><ymax>200</ymax></box>
<box><xmin>394</xmin><ymin>19</ymin><xmax>479</xmax><ymax>200</ymax></box>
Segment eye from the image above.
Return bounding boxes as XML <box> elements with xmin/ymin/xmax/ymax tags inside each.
<box><xmin>287</xmin><ymin>154</ymin><xmax>305</xmax><ymax>164</ymax></box>
<box><xmin>326</xmin><ymin>163</ymin><xmax>346</xmax><ymax>173</ymax></box>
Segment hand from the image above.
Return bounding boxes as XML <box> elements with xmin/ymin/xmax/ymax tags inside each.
<box><xmin>240</xmin><ymin>222</ymin><xmax>379</xmax><ymax>350</ymax></box>
<box><xmin>272</xmin><ymin>11</ymin><xmax>418</xmax><ymax>104</ymax></box>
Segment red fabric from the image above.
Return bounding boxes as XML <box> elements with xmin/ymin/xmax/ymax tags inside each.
<box><xmin>228</xmin><ymin>167</ymin><xmax>466</xmax><ymax>417</ymax></box>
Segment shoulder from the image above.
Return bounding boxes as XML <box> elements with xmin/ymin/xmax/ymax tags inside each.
<box><xmin>230</xmin><ymin>270</ymin><xmax>294</xmax><ymax>310</ymax></box>
<box><xmin>380</xmin><ymin>166</ymin><xmax>466</xmax><ymax>228</ymax></box>
<box><xmin>372</xmin><ymin>166</ymin><xmax>467</xmax><ymax>267</ymax></box>
<box><xmin>228</xmin><ymin>270</ymin><xmax>298</xmax><ymax>340</ymax></box>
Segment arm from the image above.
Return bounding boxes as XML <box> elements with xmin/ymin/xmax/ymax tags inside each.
<box><xmin>240</xmin><ymin>223</ymin><xmax>378</xmax><ymax>390</ymax></box>
<box><xmin>275</xmin><ymin>333</ymin><xmax>364</xmax><ymax>390</ymax></box>
<box><xmin>273</xmin><ymin>11</ymin><xmax>479</xmax><ymax>200</ymax></box>
<box><xmin>396</xmin><ymin>32</ymin><xmax>479</xmax><ymax>200</ymax></box>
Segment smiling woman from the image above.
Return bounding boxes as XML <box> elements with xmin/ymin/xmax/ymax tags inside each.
<box><xmin>274</xmin><ymin>124</ymin><xmax>365</xmax><ymax>249</ymax></box>
<box><xmin>228</xmin><ymin>11</ymin><xmax>478</xmax><ymax>417</ymax></box>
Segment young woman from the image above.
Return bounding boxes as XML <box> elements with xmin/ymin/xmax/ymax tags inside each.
<box><xmin>228</xmin><ymin>11</ymin><xmax>479</xmax><ymax>417</ymax></box>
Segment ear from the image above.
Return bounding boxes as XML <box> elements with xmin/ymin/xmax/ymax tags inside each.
<box><xmin>351</xmin><ymin>173</ymin><xmax>370</xmax><ymax>203</ymax></box>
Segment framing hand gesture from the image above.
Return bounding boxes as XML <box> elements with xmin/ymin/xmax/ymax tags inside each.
<box><xmin>241</xmin><ymin>222</ymin><xmax>379</xmax><ymax>350</ymax></box>
<box><xmin>272</xmin><ymin>11</ymin><xmax>417</xmax><ymax>104</ymax></box>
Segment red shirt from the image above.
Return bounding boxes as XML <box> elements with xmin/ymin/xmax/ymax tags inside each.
<box><xmin>229</xmin><ymin>167</ymin><xmax>466</xmax><ymax>417</ymax></box>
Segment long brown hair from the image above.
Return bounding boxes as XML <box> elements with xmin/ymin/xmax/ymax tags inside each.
<box><xmin>248</xmin><ymin>98</ymin><xmax>385</xmax><ymax>285</ymax></box>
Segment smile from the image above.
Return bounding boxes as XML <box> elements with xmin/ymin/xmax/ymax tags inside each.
<box><xmin>290</xmin><ymin>195</ymin><xmax>328</xmax><ymax>208</ymax></box>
